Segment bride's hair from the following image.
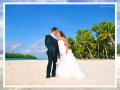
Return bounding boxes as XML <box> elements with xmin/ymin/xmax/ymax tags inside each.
<box><xmin>59</xmin><ymin>30</ymin><xmax>66</xmax><ymax>39</ymax></box>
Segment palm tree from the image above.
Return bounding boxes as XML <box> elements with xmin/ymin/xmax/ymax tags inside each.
<box><xmin>67</xmin><ymin>37</ymin><xmax>75</xmax><ymax>48</ymax></box>
<box><xmin>67</xmin><ymin>37</ymin><xmax>76</xmax><ymax>54</ymax></box>
<box><xmin>75</xmin><ymin>30</ymin><xmax>96</xmax><ymax>59</ymax></box>
<box><xmin>92</xmin><ymin>21</ymin><xmax>115</xmax><ymax>59</ymax></box>
<box><xmin>117</xmin><ymin>48</ymin><xmax>120</xmax><ymax>54</ymax></box>
<box><xmin>66</xmin><ymin>21</ymin><xmax>115</xmax><ymax>59</ymax></box>
<box><xmin>74</xmin><ymin>46</ymin><xmax>84</xmax><ymax>59</ymax></box>
<box><xmin>92</xmin><ymin>21</ymin><xmax>115</xmax><ymax>44</ymax></box>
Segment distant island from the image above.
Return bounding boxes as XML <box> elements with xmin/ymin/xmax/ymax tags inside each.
<box><xmin>117</xmin><ymin>44</ymin><xmax>120</xmax><ymax>54</ymax></box>
<box><xmin>5</xmin><ymin>53</ymin><xmax>37</xmax><ymax>59</ymax></box>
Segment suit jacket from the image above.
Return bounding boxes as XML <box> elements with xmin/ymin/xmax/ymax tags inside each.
<box><xmin>45</xmin><ymin>35</ymin><xmax>60</xmax><ymax>59</ymax></box>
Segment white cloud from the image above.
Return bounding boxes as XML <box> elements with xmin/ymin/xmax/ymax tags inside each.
<box><xmin>0</xmin><ymin>0</ymin><xmax>118</xmax><ymax>54</ymax></box>
<box><xmin>117</xmin><ymin>20</ymin><xmax>120</xmax><ymax>43</ymax></box>
<box><xmin>5</xmin><ymin>39</ymin><xmax>47</xmax><ymax>59</ymax></box>
<box><xmin>5</xmin><ymin>40</ymin><xmax>47</xmax><ymax>59</ymax></box>
<box><xmin>0</xmin><ymin>47</ymin><xmax>2</xmax><ymax>54</ymax></box>
<box><xmin>22</xmin><ymin>39</ymin><xmax>47</xmax><ymax>59</ymax></box>
<box><xmin>0</xmin><ymin>18</ymin><xmax>3</xmax><ymax>38</ymax></box>
<box><xmin>117</xmin><ymin>1</ymin><xmax>120</xmax><ymax>43</ymax></box>
<box><xmin>0</xmin><ymin>18</ymin><xmax>3</xmax><ymax>53</ymax></box>
<box><xmin>0</xmin><ymin>0</ymin><xmax>53</xmax><ymax>55</ymax></box>
<box><xmin>79</xmin><ymin>0</ymin><xmax>116</xmax><ymax>2</ymax></box>
<box><xmin>36</xmin><ymin>0</ymin><xmax>67</xmax><ymax>2</ymax></box>
<box><xmin>0</xmin><ymin>0</ymin><xmax>36</xmax><ymax>14</ymax></box>
<box><xmin>0</xmin><ymin>4</ymin><xmax>3</xmax><ymax>13</ymax></box>
<box><xmin>0</xmin><ymin>0</ymin><xmax>67</xmax><ymax>15</ymax></box>
<box><xmin>117</xmin><ymin>1</ymin><xmax>120</xmax><ymax>20</ymax></box>
<box><xmin>6</xmin><ymin>42</ymin><xmax>22</xmax><ymax>52</ymax></box>
<box><xmin>11</xmin><ymin>43</ymin><xmax>22</xmax><ymax>49</ymax></box>
<box><xmin>118</xmin><ymin>1</ymin><xmax>120</xmax><ymax>11</ymax></box>
<box><xmin>118</xmin><ymin>20</ymin><xmax>120</xmax><ymax>30</ymax></box>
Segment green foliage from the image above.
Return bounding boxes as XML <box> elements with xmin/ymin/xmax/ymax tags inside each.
<box><xmin>117</xmin><ymin>44</ymin><xmax>120</xmax><ymax>49</ymax></box>
<box><xmin>67</xmin><ymin>21</ymin><xmax>115</xmax><ymax>59</ymax></box>
<box><xmin>117</xmin><ymin>44</ymin><xmax>120</xmax><ymax>54</ymax></box>
<box><xmin>117</xmin><ymin>48</ymin><xmax>120</xmax><ymax>54</ymax></box>
<box><xmin>5</xmin><ymin>52</ymin><xmax>37</xmax><ymax>59</ymax></box>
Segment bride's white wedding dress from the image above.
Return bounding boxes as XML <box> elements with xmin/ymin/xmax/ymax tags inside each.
<box><xmin>56</xmin><ymin>40</ymin><xmax>87</xmax><ymax>79</ymax></box>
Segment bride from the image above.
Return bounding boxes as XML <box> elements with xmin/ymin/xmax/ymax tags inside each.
<box><xmin>56</xmin><ymin>31</ymin><xmax>87</xmax><ymax>79</ymax></box>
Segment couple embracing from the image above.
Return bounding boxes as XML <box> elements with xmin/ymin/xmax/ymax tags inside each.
<box><xmin>45</xmin><ymin>27</ymin><xmax>87</xmax><ymax>79</ymax></box>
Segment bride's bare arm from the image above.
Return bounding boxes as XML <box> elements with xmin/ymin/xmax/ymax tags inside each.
<box><xmin>62</xmin><ymin>37</ymin><xmax>69</xmax><ymax>54</ymax></box>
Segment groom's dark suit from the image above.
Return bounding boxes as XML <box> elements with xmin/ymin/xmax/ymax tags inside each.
<box><xmin>45</xmin><ymin>34</ymin><xmax>60</xmax><ymax>78</ymax></box>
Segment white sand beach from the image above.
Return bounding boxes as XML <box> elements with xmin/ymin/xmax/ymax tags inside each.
<box><xmin>5</xmin><ymin>60</ymin><xmax>115</xmax><ymax>86</ymax></box>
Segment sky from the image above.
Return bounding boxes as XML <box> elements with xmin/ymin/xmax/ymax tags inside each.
<box><xmin>5</xmin><ymin>4</ymin><xmax>115</xmax><ymax>59</ymax></box>
<box><xmin>0</xmin><ymin>0</ymin><xmax>119</xmax><ymax>57</ymax></box>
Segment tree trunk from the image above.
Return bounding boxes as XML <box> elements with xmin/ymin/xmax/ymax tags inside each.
<box><xmin>109</xmin><ymin>33</ymin><xmax>115</xmax><ymax>45</ymax></box>
<box><xmin>103</xmin><ymin>49</ymin><xmax>104</xmax><ymax>59</ymax></box>
<box><xmin>98</xmin><ymin>41</ymin><xmax>100</xmax><ymax>59</ymax></box>
<box><xmin>86</xmin><ymin>46</ymin><xmax>93</xmax><ymax>59</ymax></box>
<box><xmin>80</xmin><ymin>54</ymin><xmax>83</xmax><ymax>59</ymax></box>
<box><xmin>110</xmin><ymin>36</ymin><xmax>115</xmax><ymax>45</ymax></box>
<box><xmin>104</xmin><ymin>46</ymin><xmax>109</xmax><ymax>59</ymax></box>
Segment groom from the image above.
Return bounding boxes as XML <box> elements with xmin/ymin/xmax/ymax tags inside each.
<box><xmin>45</xmin><ymin>27</ymin><xmax>60</xmax><ymax>78</ymax></box>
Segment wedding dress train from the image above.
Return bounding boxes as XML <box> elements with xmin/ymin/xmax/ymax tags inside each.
<box><xmin>56</xmin><ymin>40</ymin><xmax>87</xmax><ymax>79</ymax></box>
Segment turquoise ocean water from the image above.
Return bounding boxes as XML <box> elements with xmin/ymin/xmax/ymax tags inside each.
<box><xmin>5</xmin><ymin>58</ymin><xmax>47</xmax><ymax>61</ymax></box>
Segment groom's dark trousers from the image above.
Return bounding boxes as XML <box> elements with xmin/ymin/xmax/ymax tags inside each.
<box><xmin>47</xmin><ymin>52</ymin><xmax>57</xmax><ymax>77</ymax></box>
<box><xmin>45</xmin><ymin>35</ymin><xmax>60</xmax><ymax>78</ymax></box>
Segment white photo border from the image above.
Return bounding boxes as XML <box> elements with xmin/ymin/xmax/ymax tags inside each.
<box><xmin>3</xmin><ymin>2</ymin><xmax>117</xmax><ymax>88</ymax></box>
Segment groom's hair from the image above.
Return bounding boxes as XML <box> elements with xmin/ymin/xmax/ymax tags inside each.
<box><xmin>52</xmin><ymin>27</ymin><xmax>58</xmax><ymax>32</ymax></box>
